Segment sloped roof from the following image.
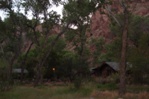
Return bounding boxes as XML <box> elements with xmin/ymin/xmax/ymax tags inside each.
<box><xmin>12</xmin><ymin>68</ymin><xmax>28</xmax><ymax>73</ymax></box>
<box><xmin>105</xmin><ymin>62</ymin><xmax>119</xmax><ymax>71</ymax></box>
<box><xmin>91</xmin><ymin>62</ymin><xmax>132</xmax><ymax>72</ymax></box>
<box><xmin>104</xmin><ymin>62</ymin><xmax>132</xmax><ymax>71</ymax></box>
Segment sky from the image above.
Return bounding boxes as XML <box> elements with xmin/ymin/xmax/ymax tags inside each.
<box><xmin>0</xmin><ymin>10</ymin><xmax>7</xmax><ymax>20</ymax></box>
<box><xmin>0</xmin><ymin>4</ymin><xmax>63</xmax><ymax>20</ymax></box>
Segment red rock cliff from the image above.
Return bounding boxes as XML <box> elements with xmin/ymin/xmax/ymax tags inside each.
<box><xmin>90</xmin><ymin>0</ymin><xmax>149</xmax><ymax>42</ymax></box>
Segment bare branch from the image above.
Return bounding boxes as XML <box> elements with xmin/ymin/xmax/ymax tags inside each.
<box><xmin>105</xmin><ymin>5</ymin><xmax>121</xmax><ymax>26</ymax></box>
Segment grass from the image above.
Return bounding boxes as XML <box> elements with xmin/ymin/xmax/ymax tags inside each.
<box><xmin>0</xmin><ymin>82</ymin><xmax>149</xmax><ymax>99</ymax></box>
<box><xmin>127</xmin><ymin>84</ymin><xmax>149</xmax><ymax>93</ymax></box>
<box><xmin>0</xmin><ymin>83</ymin><xmax>92</xmax><ymax>99</ymax></box>
<box><xmin>97</xmin><ymin>83</ymin><xmax>118</xmax><ymax>91</ymax></box>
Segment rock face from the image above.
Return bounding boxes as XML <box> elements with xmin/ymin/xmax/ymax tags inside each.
<box><xmin>90</xmin><ymin>1</ymin><xmax>149</xmax><ymax>42</ymax></box>
<box><xmin>22</xmin><ymin>1</ymin><xmax>149</xmax><ymax>53</ymax></box>
<box><xmin>22</xmin><ymin>24</ymin><xmax>62</xmax><ymax>52</ymax></box>
<box><xmin>91</xmin><ymin>10</ymin><xmax>111</xmax><ymax>41</ymax></box>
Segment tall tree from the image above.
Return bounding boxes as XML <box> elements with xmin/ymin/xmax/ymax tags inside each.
<box><xmin>63</xmin><ymin>0</ymin><xmax>107</xmax><ymax>88</ymax></box>
<box><xmin>22</xmin><ymin>0</ymin><xmax>55</xmax><ymax>85</ymax></box>
<box><xmin>22</xmin><ymin>0</ymin><xmax>73</xmax><ymax>86</ymax></box>
<box><xmin>119</xmin><ymin>0</ymin><xmax>129</xmax><ymax>95</ymax></box>
<box><xmin>128</xmin><ymin>16</ymin><xmax>149</xmax><ymax>84</ymax></box>
<box><xmin>105</xmin><ymin>0</ymin><xmax>130</xmax><ymax>96</ymax></box>
<box><xmin>0</xmin><ymin>0</ymin><xmax>28</xmax><ymax>85</ymax></box>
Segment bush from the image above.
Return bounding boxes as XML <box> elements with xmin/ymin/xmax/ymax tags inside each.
<box><xmin>73</xmin><ymin>76</ymin><xmax>82</xmax><ymax>89</ymax></box>
<box><xmin>97</xmin><ymin>83</ymin><xmax>118</xmax><ymax>91</ymax></box>
<box><xmin>108</xmin><ymin>73</ymin><xmax>119</xmax><ymax>83</ymax></box>
<box><xmin>0</xmin><ymin>68</ymin><xmax>11</xmax><ymax>91</ymax></box>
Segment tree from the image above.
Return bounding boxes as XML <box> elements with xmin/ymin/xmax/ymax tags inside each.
<box><xmin>118</xmin><ymin>0</ymin><xmax>129</xmax><ymax>95</ymax></box>
<box><xmin>90</xmin><ymin>37</ymin><xmax>106</xmax><ymax>66</ymax></box>
<box><xmin>108</xmin><ymin>2</ymin><xmax>149</xmax><ymax>95</ymax></box>
<box><xmin>0</xmin><ymin>0</ymin><xmax>109</xmax><ymax>88</ymax></box>
<box><xmin>104</xmin><ymin>0</ymin><xmax>130</xmax><ymax>95</ymax></box>
<box><xmin>128</xmin><ymin>16</ymin><xmax>149</xmax><ymax>84</ymax></box>
<box><xmin>43</xmin><ymin>35</ymin><xmax>66</xmax><ymax>79</ymax></box>
<box><xmin>22</xmin><ymin>0</ymin><xmax>64</xmax><ymax>85</ymax></box>
<box><xmin>1</xmin><ymin>0</ymin><xmax>69</xmax><ymax>86</ymax></box>
<box><xmin>0</xmin><ymin>0</ymin><xmax>52</xmax><ymax>85</ymax></box>
<box><xmin>2</xmin><ymin>6</ymin><xmax>29</xmax><ymax>86</ymax></box>
<box><xmin>0</xmin><ymin>18</ymin><xmax>10</xmax><ymax>91</ymax></box>
<box><xmin>63</xmin><ymin>0</ymin><xmax>107</xmax><ymax>88</ymax></box>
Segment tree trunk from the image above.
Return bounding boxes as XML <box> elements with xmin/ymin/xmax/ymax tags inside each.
<box><xmin>7</xmin><ymin>55</ymin><xmax>16</xmax><ymax>87</ymax></box>
<box><xmin>119</xmin><ymin>2</ymin><xmax>129</xmax><ymax>96</ymax></box>
<box><xmin>34</xmin><ymin>61</ymin><xmax>42</xmax><ymax>86</ymax></box>
<box><xmin>20</xmin><ymin>42</ymin><xmax>33</xmax><ymax>82</ymax></box>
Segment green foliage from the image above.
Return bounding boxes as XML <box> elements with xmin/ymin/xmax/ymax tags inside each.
<box><xmin>72</xmin><ymin>57</ymin><xmax>90</xmax><ymax>89</ymax></box>
<box><xmin>0</xmin><ymin>84</ymin><xmax>93</xmax><ymax>99</ymax></box>
<box><xmin>62</xmin><ymin>0</ymin><xmax>107</xmax><ymax>88</ymax></box>
<box><xmin>108</xmin><ymin>73</ymin><xmax>119</xmax><ymax>83</ymax></box>
<box><xmin>128</xmin><ymin>15</ymin><xmax>149</xmax><ymax>47</ymax></box>
<box><xmin>104</xmin><ymin>37</ymin><xmax>122</xmax><ymax>61</ymax></box>
<box><xmin>97</xmin><ymin>83</ymin><xmax>118</xmax><ymax>91</ymax></box>
<box><xmin>64</xmin><ymin>0</ymin><xmax>94</xmax><ymax>20</ymax></box>
<box><xmin>30</xmin><ymin>36</ymin><xmax>66</xmax><ymax>80</ymax></box>
<box><xmin>63</xmin><ymin>0</ymin><xmax>106</xmax><ymax>23</ymax></box>
<box><xmin>56</xmin><ymin>51</ymin><xmax>76</xmax><ymax>80</ymax></box>
<box><xmin>127</xmin><ymin>85</ymin><xmax>149</xmax><ymax>93</ymax></box>
<box><xmin>109</xmin><ymin>14</ymin><xmax>149</xmax><ymax>84</ymax></box>
<box><xmin>0</xmin><ymin>58</ymin><xmax>8</xmax><ymax>68</ymax></box>
<box><xmin>0</xmin><ymin>58</ymin><xmax>10</xmax><ymax>91</ymax></box>
<box><xmin>90</xmin><ymin>37</ymin><xmax>106</xmax><ymax>64</ymax></box>
<box><xmin>47</xmin><ymin>36</ymin><xmax>66</xmax><ymax>52</ymax></box>
<box><xmin>0</xmin><ymin>68</ymin><xmax>10</xmax><ymax>91</ymax></box>
<box><xmin>23</xmin><ymin>36</ymin><xmax>66</xmax><ymax>79</ymax></box>
<box><xmin>1</xmin><ymin>84</ymin><xmax>149</xmax><ymax>99</ymax></box>
<box><xmin>24</xmin><ymin>49</ymin><xmax>38</xmax><ymax>78</ymax></box>
<box><xmin>0</xmin><ymin>19</ymin><xmax>6</xmax><ymax>42</ymax></box>
<box><xmin>73</xmin><ymin>76</ymin><xmax>82</xmax><ymax>89</ymax></box>
<box><xmin>0</xmin><ymin>0</ymin><xmax>13</xmax><ymax>10</ymax></box>
<box><xmin>22</xmin><ymin>0</ymin><xmax>50</xmax><ymax>14</ymax></box>
<box><xmin>127</xmin><ymin>16</ymin><xmax>149</xmax><ymax>84</ymax></box>
<box><xmin>0</xmin><ymin>11</ymin><xmax>28</xmax><ymax>88</ymax></box>
<box><xmin>0</xmin><ymin>0</ymin><xmax>108</xmax><ymax>87</ymax></box>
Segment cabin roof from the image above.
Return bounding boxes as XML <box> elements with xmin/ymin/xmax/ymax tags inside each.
<box><xmin>12</xmin><ymin>68</ymin><xmax>28</xmax><ymax>73</ymax></box>
<box><xmin>91</xmin><ymin>62</ymin><xmax>132</xmax><ymax>72</ymax></box>
<box><xmin>105</xmin><ymin>62</ymin><xmax>119</xmax><ymax>71</ymax></box>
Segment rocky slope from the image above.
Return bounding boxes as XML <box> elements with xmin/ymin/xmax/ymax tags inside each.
<box><xmin>90</xmin><ymin>0</ymin><xmax>149</xmax><ymax>42</ymax></box>
<box><xmin>22</xmin><ymin>1</ymin><xmax>149</xmax><ymax>53</ymax></box>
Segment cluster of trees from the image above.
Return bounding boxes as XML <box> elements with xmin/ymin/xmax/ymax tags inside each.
<box><xmin>0</xmin><ymin>0</ymin><xmax>104</xmax><ymax>89</ymax></box>
<box><xmin>108</xmin><ymin>15</ymin><xmax>149</xmax><ymax>84</ymax></box>
<box><xmin>0</xmin><ymin>0</ymin><xmax>149</xmax><ymax>96</ymax></box>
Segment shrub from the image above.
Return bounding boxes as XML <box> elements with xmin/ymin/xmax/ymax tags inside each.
<box><xmin>0</xmin><ymin>68</ymin><xmax>11</xmax><ymax>91</ymax></box>
<box><xmin>97</xmin><ymin>83</ymin><xmax>118</xmax><ymax>91</ymax></box>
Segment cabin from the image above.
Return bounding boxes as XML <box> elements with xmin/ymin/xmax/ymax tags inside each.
<box><xmin>91</xmin><ymin>62</ymin><xmax>119</xmax><ymax>78</ymax></box>
<box><xmin>12</xmin><ymin>68</ymin><xmax>28</xmax><ymax>79</ymax></box>
<box><xmin>91</xmin><ymin>62</ymin><xmax>132</xmax><ymax>78</ymax></box>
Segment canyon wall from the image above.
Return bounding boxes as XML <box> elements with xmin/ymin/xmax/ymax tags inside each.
<box><xmin>90</xmin><ymin>0</ymin><xmax>149</xmax><ymax>42</ymax></box>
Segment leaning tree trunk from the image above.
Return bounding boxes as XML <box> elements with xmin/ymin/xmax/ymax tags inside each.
<box><xmin>33</xmin><ymin>23</ymin><xmax>70</xmax><ymax>86</ymax></box>
<box><xmin>119</xmin><ymin>0</ymin><xmax>129</xmax><ymax>96</ymax></box>
<box><xmin>7</xmin><ymin>55</ymin><xmax>16</xmax><ymax>87</ymax></box>
<box><xmin>20</xmin><ymin>42</ymin><xmax>33</xmax><ymax>82</ymax></box>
